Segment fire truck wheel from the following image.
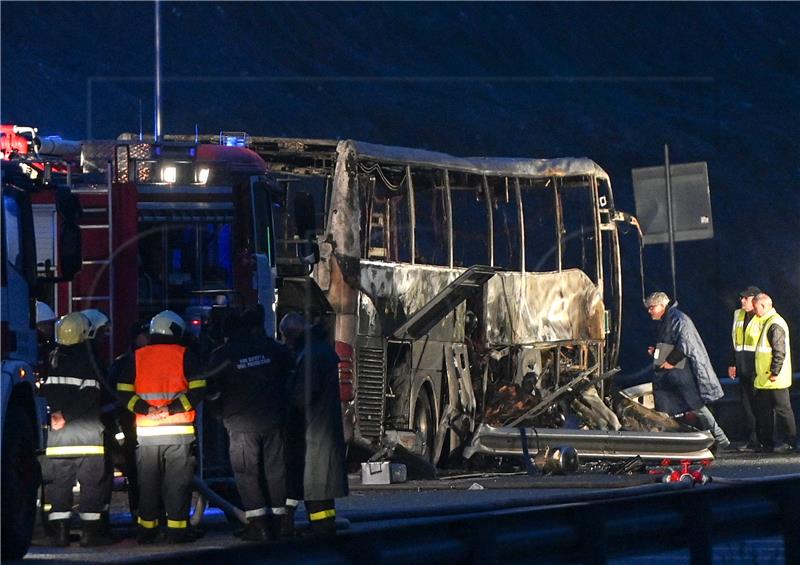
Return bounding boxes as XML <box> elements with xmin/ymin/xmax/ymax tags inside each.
<box><xmin>1</xmin><ymin>404</ymin><xmax>39</xmax><ymax>560</ymax></box>
<box><xmin>413</xmin><ymin>390</ymin><xmax>435</xmax><ymax>463</ymax></box>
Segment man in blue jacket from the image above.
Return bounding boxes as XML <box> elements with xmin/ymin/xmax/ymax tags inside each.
<box><xmin>646</xmin><ymin>292</ymin><xmax>730</xmax><ymax>449</ymax></box>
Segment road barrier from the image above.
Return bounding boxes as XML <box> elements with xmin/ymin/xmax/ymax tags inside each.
<box><xmin>150</xmin><ymin>474</ymin><xmax>800</xmax><ymax>564</ymax></box>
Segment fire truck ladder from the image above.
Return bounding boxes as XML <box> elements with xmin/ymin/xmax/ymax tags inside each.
<box><xmin>67</xmin><ymin>171</ymin><xmax>115</xmax><ymax>360</ymax></box>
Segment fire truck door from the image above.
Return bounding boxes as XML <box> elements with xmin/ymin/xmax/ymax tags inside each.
<box><xmin>250</xmin><ymin>177</ymin><xmax>276</xmax><ymax>338</ymax></box>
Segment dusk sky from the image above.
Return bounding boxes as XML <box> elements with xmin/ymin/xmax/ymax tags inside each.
<box><xmin>3</xmin><ymin>2</ymin><xmax>799</xmax><ymax>373</ymax></box>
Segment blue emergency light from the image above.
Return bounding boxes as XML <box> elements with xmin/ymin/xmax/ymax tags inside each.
<box><xmin>220</xmin><ymin>132</ymin><xmax>247</xmax><ymax>147</ymax></box>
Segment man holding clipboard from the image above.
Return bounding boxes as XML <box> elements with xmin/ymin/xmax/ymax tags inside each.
<box><xmin>645</xmin><ymin>292</ymin><xmax>731</xmax><ymax>449</ymax></box>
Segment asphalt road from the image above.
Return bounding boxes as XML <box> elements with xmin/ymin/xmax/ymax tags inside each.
<box><xmin>19</xmin><ymin>449</ymin><xmax>799</xmax><ymax>563</ymax></box>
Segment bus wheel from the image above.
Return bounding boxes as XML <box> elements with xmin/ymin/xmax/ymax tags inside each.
<box><xmin>1</xmin><ymin>404</ymin><xmax>39</xmax><ymax>560</ymax></box>
<box><xmin>413</xmin><ymin>390</ymin><xmax>435</xmax><ymax>463</ymax></box>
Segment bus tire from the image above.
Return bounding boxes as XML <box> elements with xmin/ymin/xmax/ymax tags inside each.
<box><xmin>1</xmin><ymin>403</ymin><xmax>39</xmax><ymax>560</ymax></box>
<box><xmin>413</xmin><ymin>389</ymin><xmax>435</xmax><ymax>463</ymax></box>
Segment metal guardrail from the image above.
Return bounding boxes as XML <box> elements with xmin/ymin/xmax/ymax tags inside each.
<box><xmin>148</xmin><ymin>474</ymin><xmax>800</xmax><ymax>564</ymax></box>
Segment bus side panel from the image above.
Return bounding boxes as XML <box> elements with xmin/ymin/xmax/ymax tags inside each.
<box><xmin>358</xmin><ymin>261</ymin><xmax>463</xmax><ymax>340</ymax></box>
<box><xmin>485</xmin><ymin>269</ymin><xmax>604</xmax><ymax>347</ymax></box>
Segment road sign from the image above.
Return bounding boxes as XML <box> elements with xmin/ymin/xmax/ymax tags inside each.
<box><xmin>632</xmin><ymin>161</ymin><xmax>713</xmax><ymax>245</ymax></box>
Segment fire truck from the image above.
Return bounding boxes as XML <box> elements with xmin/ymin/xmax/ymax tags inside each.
<box><xmin>19</xmin><ymin>129</ymin><xmax>310</xmax><ymax>491</ymax></box>
<box><xmin>1</xmin><ymin>125</ymin><xmax>82</xmax><ymax>559</ymax></box>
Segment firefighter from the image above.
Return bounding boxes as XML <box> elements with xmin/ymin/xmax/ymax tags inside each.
<box><xmin>279</xmin><ymin>313</ymin><xmax>348</xmax><ymax>538</ymax></box>
<box><xmin>40</xmin><ymin>312</ymin><xmax>112</xmax><ymax>547</ymax></box>
<box><xmin>116</xmin><ymin>310</ymin><xmax>206</xmax><ymax>544</ymax></box>
<box><xmin>207</xmin><ymin>306</ymin><xmax>293</xmax><ymax>541</ymax></box>
<box><xmin>107</xmin><ymin>321</ymin><xmax>150</xmax><ymax>521</ymax></box>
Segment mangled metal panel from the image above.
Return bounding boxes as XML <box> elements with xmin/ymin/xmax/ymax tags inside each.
<box><xmin>357</xmin><ymin>261</ymin><xmax>603</xmax><ymax>348</ymax></box>
<box><xmin>465</xmin><ymin>424</ymin><xmax>715</xmax><ymax>462</ymax></box>
<box><xmin>358</xmin><ymin>261</ymin><xmax>463</xmax><ymax>340</ymax></box>
<box><xmin>391</xmin><ymin>266</ymin><xmax>497</xmax><ymax>340</ymax></box>
<box><xmin>327</xmin><ymin>141</ymin><xmax>361</xmax><ymax>263</ymax></box>
<box><xmin>485</xmin><ymin>269</ymin><xmax>604</xmax><ymax>346</ymax></box>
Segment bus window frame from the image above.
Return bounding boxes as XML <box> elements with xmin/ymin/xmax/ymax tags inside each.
<box><xmin>556</xmin><ymin>175</ymin><xmax>601</xmax><ymax>283</ymax></box>
<box><xmin>486</xmin><ymin>175</ymin><xmax>524</xmax><ymax>272</ymax></box>
<box><xmin>449</xmin><ymin>170</ymin><xmax>491</xmax><ymax>269</ymax></box>
<box><xmin>517</xmin><ymin>176</ymin><xmax>559</xmax><ymax>274</ymax></box>
<box><xmin>407</xmin><ymin>165</ymin><xmax>416</xmax><ymax>265</ymax></box>
<box><xmin>409</xmin><ymin>167</ymin><xmax>450</xmax><ymax>267</ymax></box>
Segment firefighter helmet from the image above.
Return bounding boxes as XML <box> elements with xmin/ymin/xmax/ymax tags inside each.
<box><xmin>55</xmin><ymin>312</ymin><xmax>90</xmax><ymax>345</ymax></box>
<box><xmin>149</xmin><ymin>310</ymin><xmax>186</xmax><ymax>337</ymax></box>
<box><xmin>81</xmin><ymin>309</ymin><xmax>110</xmax><ymax>339</ymax></box>
<box><xmin>36</xmin><ymin>301</ymin><xmax>56</xmax><ymax>324</ymax></box>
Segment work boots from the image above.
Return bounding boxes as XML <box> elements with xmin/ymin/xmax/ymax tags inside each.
<box><xmin>279</xmin><ymin>506</ymin><xmax>296</xmax><ymax>538</ymax></box>
<box><xmin>166</xmin><ymin>527</ymin><xmax>198</xmax><ymax>544</ymax></box>
<box><xmin>136</xmin><ymin>526</ymin><xmax>159</xmax><ymax>545</ymax></box>
<box><xmin>309</xmin><ymin>517</ymin><xmax>336</xmax><ymax>539</ymax></box>
<box><xmin>49</xmin><ymin>519</ymin><xmax>70</xmax><ymax>547</ymax></box>
<box><xmin>79</xmin><ymin>520</ymin><xmax>112</xmax><ymax>547</ymax></box>
<box><xmin>240</xmin><ymin>517</ymin><xmax>272</xmax><ymax>542</ymax></box>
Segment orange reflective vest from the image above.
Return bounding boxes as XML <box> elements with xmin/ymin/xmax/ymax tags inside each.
<box><xmin>134</xmin><ymin>344</ymin><xmax>195</xmax><ymax>433</ymax></box>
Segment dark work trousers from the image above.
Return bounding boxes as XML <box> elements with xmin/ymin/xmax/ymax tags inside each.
<box><xmin>228</xmin><ymin>429</ymin><xmax>287</xmax><ymax>519</ymax></box>
<box><xmin>285</xmin><ymin>410</ymin><xmax>306</xmax><ymax>502</ymax></box>
<box><xmin>739</xmin><ymin>374</ymin><xmax>759</xmax><ymax>445</ymax></box>
<box><xmin>755</xmin><ymin>388</ymin><xmax>798</xmax><ymax>449</ymax></box>
<box><xmin>136</xmin><ymin>444</ymin><xmax>195</xmax><ymax>529</ymax></box>
<box><xmin>101</xmin><ymin>410</ymin><xmax>134</xmax><ymax>517</ymax></box>
<box><xmin>47</xmin><ymin>455</ymin><xmax>110</xmax><ymax>521</ymax></box>
<box><xmin>305</xmin><ymin>499</ymin><xmax>336</xmax><ymax>534</ymax></box>
<box><xmin>113</xmin><ymin>410</ymin><xmax>139</xmax><ymax>517</ymax></box>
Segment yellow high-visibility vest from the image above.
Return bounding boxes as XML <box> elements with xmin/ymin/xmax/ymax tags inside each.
<box><xmin>731</xmin><ymin>308</ymin><xmax>761</xmax><ymax>353</ymax></box>
<box><xmin>754</xmin><ymin>309</ymin><xmax>792</xmax><ymax>389</ymax></box>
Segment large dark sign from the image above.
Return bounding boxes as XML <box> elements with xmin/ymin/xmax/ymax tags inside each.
<box><xmin>632</xmin><ymin>162</ymin><xmax>713</xmax><ymax>245</ymax></box>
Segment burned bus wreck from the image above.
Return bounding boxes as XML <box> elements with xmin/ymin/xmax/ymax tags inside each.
<box><xmin>139</xmin><ymin>133</ymin><xmax>714</xmax><ymax>466</ymax></box>
<box><xmin>241</xmin><ymin>137</ymin><xmax>716</xmax><ymax>467</ymax></box>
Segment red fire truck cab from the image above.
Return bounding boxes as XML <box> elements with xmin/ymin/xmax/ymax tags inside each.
<box><xmin>31</xmin><ymin>134</ymin><xmax>287</xmax><ymax>364</ymax></box>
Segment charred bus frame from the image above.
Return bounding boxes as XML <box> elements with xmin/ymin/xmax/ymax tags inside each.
<box><xmin>246</xmin><ymin>138</ymin><xmax>714</xmax><ymax>465</ymax></box>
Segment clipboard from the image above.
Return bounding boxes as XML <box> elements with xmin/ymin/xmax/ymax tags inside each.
<box><xmin>653</xmin><ymin>342</ymin><xmax>687</xmax><ymax>369</ymax></box>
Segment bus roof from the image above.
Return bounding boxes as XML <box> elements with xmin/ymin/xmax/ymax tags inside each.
<box><xmin>116</xmin><ymin>133</ymin><xmax>611</xmax><ymax>182</ymax></box>
<box><xmin>343</xmin><ymin>139</ymin><xmax>611</xmax><ymax>182</ymax></box>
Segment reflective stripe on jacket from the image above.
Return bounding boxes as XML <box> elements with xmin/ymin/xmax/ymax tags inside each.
<box><xmin>731</xmin><ymin>308</ymin><xmax>761</xmax><ymax>353</ymax></box>
<box><xmin>43</xmin><ymin>345</ymin><xmax>105</xmax><ymax>457</ymax></box>
<box><xmin>754</xmin><ymin>310</ymin><xmax>792</xmax><ymax>389</ymax></box>
<box><xmin>134</xmin><ymin>344</ymin><xmax>195</xmax><ymax>432</ymax></box>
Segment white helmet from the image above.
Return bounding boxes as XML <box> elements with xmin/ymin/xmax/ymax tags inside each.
<box><xmin>81</xmin><ymin>309</ymin><xmax>110</xmax><ymax>339</ymax></box>
<box><xmin>150</xmin><ymin>310</ymin><xmax>186</xmax><ymax>337</ymax></box>
<box><xmin>55</xmin><ymin>312</ymin><xmax>90</xmax><ymax>345</ymax></box>
<box><xmin>36</xmin><ymin>301</ymin><xmax>56</xmax><ymax>324</ymax></box>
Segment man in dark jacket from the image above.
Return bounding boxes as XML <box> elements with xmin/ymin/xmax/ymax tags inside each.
<box><xmin>41</xmin><ymin>312</ymin><xmax>112</xmax><ymax>547</ymax></box>
<box><xmin>645</xmin><ymin>292</ymin><xmax>730</xmax><ymax>448</ymax></box>
<box><xmin>208</xmin><ymin>306</ymin><xmax>293</xmax><ymax>541</ymax></box>
<box><xmin>280</xmin><ymin>313</ymin><xmax>348</xmax><ymax>537</ymax></box>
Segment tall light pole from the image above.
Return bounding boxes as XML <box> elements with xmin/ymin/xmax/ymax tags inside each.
<box><xmin>154</xmin><ymin>0</ymin><xmax>162</xmax><ymax>143</ymax></box>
